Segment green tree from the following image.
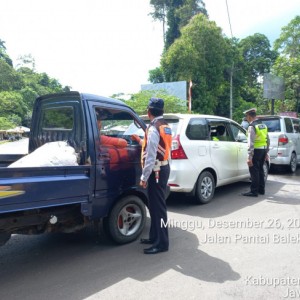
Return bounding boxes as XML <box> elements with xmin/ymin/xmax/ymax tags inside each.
<box><xmin>0</xmin><ymin>60</ymin><xmax>23</xmax><ymax>91</ymax></box>
<box><xmin>0</xmin><ymin>91</ymin><xmax>28</xmax><ymax>129</ymax></box>
<box><xmin>125</xmin><ymin>90</ymin><xmax>187</xmax><ymax>115</ymax></box>
<box><xmin>161</xmin><ymin>14</ymin><xmax>227</xmax><ymax>114</ymax></box>
<box><xmin>148</xmin><ymin>67</ymin><xmax>165</xmax><ymax>83</ymax></box>
<box><xmin>0</xmin><ymin>39</ymin><xmax>13</xmax><ymax>66</ymax></box>
<box><xmin>0</xmin><ymin>117</ymin><xmax>15</xmax><ymax>130</ymax></box>
<box><xmin>215</xmin><ymin>37</ymin><xmax>246</xmax><ymax>119</ymax></box>
<box><xmin>272</xmin><ymin>56</ymin><xmax>300</xmax><ymax>113</ymax></box>
<box><xmin>150</xmin><ymin>0</ymin><xmax>207</xmax><ymax>49</ymax></box>
<box><xmin>273</xmin><ymin>16</ymin><xmax>300</xmax><ymax>114</ymax></box>
<box><xmin>0</xmin><ymin>39</ymin><xmax>71</xmax><ymax>129</ymax></box>
<box><xmin>238</xmin><ymin>33</ymin><xmax>277</xmax><ymax>87</ymax></box>
<box><xmin>274</xmin><ymin>15</ymin><xmax>300</xmax><ymax>58</ymax></box>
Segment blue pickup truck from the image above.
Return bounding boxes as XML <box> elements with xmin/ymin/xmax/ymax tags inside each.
<box><xmin>0</xmin><ymin>92</ymin><xmax>148</xmax><ymax>246</ymax></box>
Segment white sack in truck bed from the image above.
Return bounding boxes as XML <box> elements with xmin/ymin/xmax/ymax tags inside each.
<box><xmin>8</xmin><ymin>141</ymin><xmax>79</xmax><ymax>168</ymax></box>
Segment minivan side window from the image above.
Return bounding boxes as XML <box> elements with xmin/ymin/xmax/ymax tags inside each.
<box><xmin>284</xmin><ymin>118</ymin><xmax>294</xmax><ymax>133</ymax></box>
<box><xmin>292</xmin><ymin>118</ymin><xmax>300</xmax><ymax>133</ymax></box>
<box><xmin>229</xmin><ymin>123</ymin><xmax>247</xmax><ymax>142</ymax></box>
<box><xmin>186</xmin><ymin>118</ymin><xmax>209</xmax><ymax>140</ymax></box>
<box><xmin>208</xmin><ymin>121</ymin><xmax>232</xmax><ymax>142</ymax></box>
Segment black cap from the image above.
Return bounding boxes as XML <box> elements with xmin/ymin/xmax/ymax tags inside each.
<box><xmin>148</xmin><ymin>97</ymin><xmax>164</xmax><ymax>110</ymax></box>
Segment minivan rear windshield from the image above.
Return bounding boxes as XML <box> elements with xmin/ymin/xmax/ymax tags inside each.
<box><xmin>259</xmin><ymin>118</ymin><xmax>281</xmax><ymax>132</ymax></box>
<box><xmin>143</xmin><ymin>118</ymin><xmax>179</xmax><ymax>137</ymax></box>
<box><xmin>165</xmin><ymin>119</ymin><xmax>179</xmax><ymax>136</ymax></box>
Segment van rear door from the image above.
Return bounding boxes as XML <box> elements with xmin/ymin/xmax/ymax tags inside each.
<box><xmin>258</xmin><ymin>117</ymin><xmax>281</xmax><ymax>159</ymax></box>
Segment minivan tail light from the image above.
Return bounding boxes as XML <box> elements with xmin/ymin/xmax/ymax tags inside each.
<box><xmin>171</xmin><ymin>135</ymin><xmax>187</xmax><ymax>159</ymax></box>
<box><xmin>278</xmin><ymin>134</ymin><xmax>288</xmax><ymax>146</ymax></box>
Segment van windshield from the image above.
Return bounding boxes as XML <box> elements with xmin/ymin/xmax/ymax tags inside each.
<box><xmin>259</xmin><ymin>118</ymin><xmax>281</xmax><ymax>132</ymax></box>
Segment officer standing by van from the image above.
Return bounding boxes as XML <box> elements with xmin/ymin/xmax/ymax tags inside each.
<box><xmin>242</xmin><ymin>108</ymin><xmax>270</xmax><ymax>197</ymax></box>
<box><xmin>133</xmin><ymin>97</ymin><xmax>172</xmax><ymax>254</ymax></box>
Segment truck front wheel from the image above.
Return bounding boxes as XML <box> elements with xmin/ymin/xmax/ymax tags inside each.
<box><xmin>104</xmin><ymin>196</ymin><xmax>146</xmax><ymax>244</ymax></box>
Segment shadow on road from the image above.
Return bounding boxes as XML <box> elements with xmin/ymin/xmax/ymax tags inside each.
<box><xmin>0</xmin><ymin>223</ymin><xmax>240</xmax><ymax>300</ymax></box>
<box><xmin>166</xmin><ymin>168</ymin><xmax>300</xmax><ymax>218</ymax></box>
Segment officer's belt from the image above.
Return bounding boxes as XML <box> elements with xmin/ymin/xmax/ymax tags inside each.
<box><xmin>255</xmin><ymin>146</ymin><xmax>267</xmax><ymax>149</ymax></box>
<box><xmin>157</xmin><ymin>160</ymin><xmax>169</xmax><ymax>166</ymax></box>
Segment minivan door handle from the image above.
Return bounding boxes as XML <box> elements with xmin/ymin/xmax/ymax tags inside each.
<box><xmin>212</xmin><ymin>143</ymin><xmax>220</xmax><ymax>148</ymax></box>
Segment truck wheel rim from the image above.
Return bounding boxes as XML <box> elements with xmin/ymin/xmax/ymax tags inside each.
<box><xmin>117</xmin><ymin>204</ymin><xmax>142</xmax><ymax>236</ymax></box>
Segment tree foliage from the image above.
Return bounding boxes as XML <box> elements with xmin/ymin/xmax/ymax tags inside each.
<box><xmin>148</xmin><ymin>67</ymin><xmax>165</xmax><ymax>83</ymax></box>
<box><xmin>0</xmin><ymin>40</ymin><xmax>71</xmax><ymax>129</ymax></box>
<box><xmin>161</xmin><ymin>14</ymin><xmax>227</xmax><ymax>114</ymax></box>
<box><xmin>124</xmin><ymin>90</ymin><xmax>187</xmax><ymax>115</ymax></box>
<box><xmin>239</xmin><ymin>33</ymin><xmax>277</xmax><ymax>86</ymax></box>
<box><xmin>150</xmin><ymin>0</ymin><xmax>207</xmax><ymax>49</ymax></box>
<box><xmin>274</xmin><ymin>16</ymin><xmax>300</xmax><ymax>58</ymax></box>
<box><xmin>273</xmin><ymin>16</ymin><xmax>300</xmax><ymax>114</ymax></box>
<box><xmin>0</xmin><ymin>39</ymin><xmax>13</xmax><ymax>66</ymax></box>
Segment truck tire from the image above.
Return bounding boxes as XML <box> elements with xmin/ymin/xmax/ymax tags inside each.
<box><xmin>104</xmin><ymin>195</ymin><xmax>146</xmax><ymax>244</ymax></box>
<box><xmin>195</xmin><ymin>171</ymin><xmax>215</xmax><ymax>204</ymax></box>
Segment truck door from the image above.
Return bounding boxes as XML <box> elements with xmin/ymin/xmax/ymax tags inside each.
<box><xmin>89</xmin><ymin>104</ymin><xmax>144</xmax><ymax>198</ymax></box>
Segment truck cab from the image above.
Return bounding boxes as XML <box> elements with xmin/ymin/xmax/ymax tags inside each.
<box><xmin>0</xmin><ymin>92</ymin><xmax>147</xmax><ymax>246</ymax></box>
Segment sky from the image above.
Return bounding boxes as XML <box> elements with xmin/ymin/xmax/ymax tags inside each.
<box><xmin>0</xmin><ymin>0</ymin><xmax>299</xmax><ymax>98</ymax></box>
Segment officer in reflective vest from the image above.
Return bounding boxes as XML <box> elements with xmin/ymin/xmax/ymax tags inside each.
<box><xmin>242</xmin><ymin>108</ymin><xmax>270</xmax><ymax>197</ymax></box>
<box><xmin>133</xmin><ymin>97</ymin><xmax>172</xmax><ymax>254</ymax></box>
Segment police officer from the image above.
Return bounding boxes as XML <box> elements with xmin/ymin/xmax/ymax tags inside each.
<box><xmin>242</xmin><ymin>108</ymin><xmax>270</xmax><ymax>197</ymax></box>
<box><xmin>133</xmin><ymin>97</ymin><xmax>172</xmax><ymax>254</ymax></box>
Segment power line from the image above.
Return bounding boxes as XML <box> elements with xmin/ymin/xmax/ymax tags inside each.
<box><xmin>225</xmin><ymin>0</ymin><xmax>234</xmax><ymax>119</ymax></box>
<box><xmin>225</xmin><ymin>0</ymin><xmax>233</xmax><ymax>38</ymax></box>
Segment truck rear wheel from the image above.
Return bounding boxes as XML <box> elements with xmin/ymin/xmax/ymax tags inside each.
<box><xmin>104</xmin><ymin>196</ymin><xmax>146</xmax><ymax>244</ymax></box>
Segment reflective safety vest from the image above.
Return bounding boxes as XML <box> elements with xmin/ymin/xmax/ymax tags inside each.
<box><xmin>142</xmin><ymin>118</ymin><xmax>172</xmax><ymax>167</ymax></box>
<box><xmin>251</xmin><ymin>122</ymin><xmax>268</xmax><ymax>148</ymax></box>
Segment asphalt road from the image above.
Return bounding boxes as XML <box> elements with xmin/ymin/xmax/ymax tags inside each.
<box><xmin>0</xmin><ymin>138</ymin><xmax>29</xmax><ymax>154</ymax></box>
<box><xmin>0</xmin><ymin>167</ymin><xmax>299</xmax><ymax>300</ymax></box>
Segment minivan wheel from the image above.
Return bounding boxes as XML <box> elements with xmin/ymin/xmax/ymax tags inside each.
<box><xmin>195</xmin><ymin>171</ymin><xmax>215</xmax><ymax>204</ymax></box>
<box><xmin>289</xmin><ymin>152</ymin><xmax>297</xmax><ymax>173</ymax></box>
<box><xmin>104</xmin><ymin>196</ymin><xmax>146</xmax><ymax>244</ymax></box>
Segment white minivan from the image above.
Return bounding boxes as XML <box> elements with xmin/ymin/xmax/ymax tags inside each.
<box><xmin>140</xmin><ymin>114</ymin><xmax>269</xmax><ymax>204</ymax></box>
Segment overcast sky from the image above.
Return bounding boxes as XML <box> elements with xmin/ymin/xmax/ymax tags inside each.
<box><xmin>0</xmin><ymin>0</ymin><xmax>299</xmax><ymax>97</ymax></box>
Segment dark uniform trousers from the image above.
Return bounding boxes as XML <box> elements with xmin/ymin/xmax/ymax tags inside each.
<box><xmin>147</xmin><ymin>164</ymin><xmax>170</xmax><ymax>249</ymax></box>
<box><xmin>249</xmin><ymin>148</ymin><xmax>267</xmax><ymax>194</ymax></box>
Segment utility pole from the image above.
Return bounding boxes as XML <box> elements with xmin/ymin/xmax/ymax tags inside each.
<box><xmin>230</xmin><ymin>63</ymin><xmax>234</xmax><ymax>119</ymax></box>
<box><xmin>296</xmin><ymin>86</ymin><xmax>300</xmax><ymax>117</ymax></box>
<box><xmin>271</xmin><ymin>99</ymin><xmax>275</xmax><ymax>115</ymax></box>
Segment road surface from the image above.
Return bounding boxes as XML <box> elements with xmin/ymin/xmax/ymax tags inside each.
<box><xmin>0</xmin><ymin>168</ymin><xmax>299</xmax><ymax>300</ymax></box>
